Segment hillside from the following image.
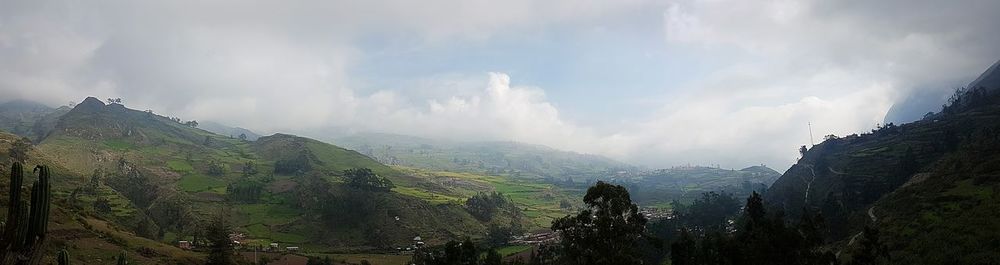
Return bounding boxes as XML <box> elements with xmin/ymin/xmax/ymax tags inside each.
<box><xmin>0</xmin><ymin>100</ymin><xmax>70</xmax><ymax>142</ymax></box>
<box><xmin>334</xmin><ymin>133</ymin><xmax>633</xmax><ymax>181</ymax></box>
<box><xmin>0</xmin><ymin>97</ymin><xmax>508</xmax><ymax>260</ymax></box>
<box><xmin>621</xmin><ymin>165</ymin><xmax>780</xmax><ymax>206</ymax></box>
<box><xmin>0</xmin><ymin>131</ymin><xmax>205</xmax><ymax>264</ymax></box>
<box><xmin>766</xmin><ymin>61</ymin><xmax>1000</xmax><ymax>263</ymax></box>
<box><xmin>199</xmin><ymin>120</ymin><xmax>261</xmax><ymax>141</ymax></box>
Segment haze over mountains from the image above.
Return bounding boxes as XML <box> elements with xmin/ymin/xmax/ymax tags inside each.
<box><xmin>2</xmin><ymin>0</ymin><xmax>1000</xmax><ymax>264</ymax></box>
<box><xmin>2</xmin><ymin>60</ymin><xmax>998</xmax><ymax>264</ymax></box>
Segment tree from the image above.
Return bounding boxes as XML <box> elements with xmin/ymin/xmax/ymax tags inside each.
<box><xmin>206</xmin><ymin>160</ymin><xmax>226</xmax><ymax>176</ymax></box>
<box><xmin>670</xmin><ymin>229</ymin><xmax>697</xmax><ymax>265</ymax></box>
<box><xmin>205</xmin><ymin>210</ymin><xmax>236</xmax><ymax>265</ymax></box>
<box><xmin>684</xmin><ymin>191</ymin><xmax>741</xmax><ymax>229</ymax></box>
<box><xmin>343</xmin><ymin>168</ymin><xmax>394</xmax><ymax>192</ymax></box>
<box><xmin>226</xmin><ymin>180</ymin><xmax>263</xmax><ymax>203</ymax></box>
<box><xmin>848</xmin><ymin>225</ymin><xmax>889</xmax><ymax>265</ymax></box>
<box><xmin>671</xmin><ymin>191</ymin><xmax>836</xmax><ymax>265</ymax></box>
<box><xmin>185</xmin><ymin>120</ymin><xmax>199</xmax><ymax>128</ymax></box>
<box><xmin>135</xmin><ymin>217</ymin><xmax>158</xmax><ymax>239</ymax></box>
<box><xmin>486</xmin><ymin>222</ymin><xmax>521</xmax><ymax>247</ymax></box>
<box><xmin>465</xmin><ymin>192</ymin><xmax>514</xmax><ymax>221</ymax></box>
<box><xmin>799</xmin><ymin>145</ymin><xmax>809</xmax><ymax>158</ymax></box>
<box><xmin>551</xmin><ymin>181</ymin><xmax>648</xmax><ymax>265</ymax></box>
<box><xmin>410</xmin><ymin>239</ymin><xmax>481</xmax><ymax>265</ymax></box>
<box><xmin>241</xmin><ymin>161</ymin><xmax>258</xmax><ymax>177</ymax></box>
<box><xmin>238</xmin><ymin>133</ymin><xmax>247</xmax><ymax>141</ymax></box>
<box><xmin>484</xmin><ymin>249</ymin><xmax>503</xmax><ymax>265</ymax></box>
<box><xmin>93</xmin><ymin>197</ymin><xmax>113</xmax><ymax>214</ymax></box>
<box><xmin>274</xmin><ymin>151</ymin><xmax>312</xmax><ymax>175</ymax></box>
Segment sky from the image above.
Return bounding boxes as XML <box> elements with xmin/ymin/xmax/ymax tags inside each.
<box><xmin>1</xmin><ymin>0</ymin><xmax>999</xmax><ymax>171</ymax></box>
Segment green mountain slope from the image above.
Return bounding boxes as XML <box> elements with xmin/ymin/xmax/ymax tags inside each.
<box><xmin>334</xmin><ymin>132</ymin><xmax>633</xmax><ymax>181</ymax></box>
<box><xmin>198</xmin><ymin>120</ymin><xmax>261</xmax><ymax>141</ymax></box>
<box><xmin>624</xmin><ymin>165</ymin><xmax>780</xmax><ymax>206</ymax></box>
<box><xmin>0</xmin><ymin>100</ymin><xmax>70</xmax><ymax>142</ymax></box>
<box><xmin>0</xmin><ymin>131</ymin><xmax>205</xmax><ymax>264</ymax></box>
<box><xmin>17</xmin><ymin>97</ymin><xmax>495</xmax><ymax>255</ymax></box>
<box><xmin>765</xmin><ymin>61</ymin><xmax>1000</xmax><ymax>263</ymax></box>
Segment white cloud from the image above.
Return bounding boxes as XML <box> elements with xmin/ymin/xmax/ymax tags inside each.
<box><xmin>0</xmin><ymin>0</ymin><xmax>998</xmax><ymax>171</ymax></box>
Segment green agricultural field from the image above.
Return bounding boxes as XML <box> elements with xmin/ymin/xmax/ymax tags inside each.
<box><xmin>166</xmin><ymin>160</ymin><xmax>194</xmax><ymax>172</ymax></box>
<box><xmin>177</xmin><ymin>173</ymin><xmax>227</xmax><ymax>193</ymax></box>
<box><xmin>393</xmin><ymin>166</ymin><xmax>583</xmax><ymax>228</ymax></box>
<box><xmin>236</xmin><ymin>203</ymin><xmax>303</xmax><ymax>226</ymax></box>
<box><xmin>495</xmin><ymin>245</ymin><xmax>532</xmax><ymax>257</ymax></box>
<box><xmin>103</xmin><ymin>139</ymin><xmax>134</xmax><ymax>150</ymax></box>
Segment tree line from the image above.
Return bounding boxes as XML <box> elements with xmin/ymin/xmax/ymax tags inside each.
<box><xmin>414</xmin><ymin>180</ymin><xmax>890</xmax><ymax>265</ymax></box>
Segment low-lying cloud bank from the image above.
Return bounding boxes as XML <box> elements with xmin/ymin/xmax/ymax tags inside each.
<box><xmin>1</xmin><ymin>0</ymin><xmax>998</xmax><ymax>170</ymax></box>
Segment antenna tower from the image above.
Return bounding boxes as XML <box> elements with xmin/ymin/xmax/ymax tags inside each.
<box><xmin>808</xmin><ymin>122</ymin><xmax>815</xmax><ymax>146</ymax></box>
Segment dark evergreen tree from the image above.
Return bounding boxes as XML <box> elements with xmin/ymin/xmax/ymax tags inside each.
<box><xmin>343</xmin><ymin>168</ymin><xmax>394</xmax><ymax>192</ymax></box>
<box><xmin>848</xmin><ymin>225</ymin><xmax>889</xmax><ymax>265</ymax></box>
<box><xmin>483</xmin><ymin>249</ymin><xmax>503</xmax><ymax>265</ymax></box>
<box><xmin>684</xmin><ymin>191</ymin><xmax>741</xmax><ymax>229</ymax></box>
<box><xmin>670</xmin><ymin>229</ymin><xmax>697</xmax><ymax>265</ymax></box>
<box><xmin>205</xmin><ymin>211</ymin><xmax>236</xmax><ymax>265</ymax></box>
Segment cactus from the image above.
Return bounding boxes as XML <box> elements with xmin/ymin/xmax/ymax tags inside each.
<box><xmin>12</xmin><ymin>202</ymin><xmax>29</xmax><ymax>250</ymax></box>
<box><xmin>115</xmin><ymin>251</ymin><xmax>128</xmax><ymax>265</ymax></box>
<box><xmin>5</xmin><ymin>163</ymin><xmax>23</xmax><ymax>221</ymax></box>
<box><xmin>23</xmin><ymin>166</ymin><xmax>50</xmax><ymax>247</ymax></box>
<box><xmin>29</xmin><ymin>165</ymin><xmax>51</xmax><ymax>242</ymax></box>
<box><xmin>57</xmin><ymin>249</ymin><xmax>70</xmax><ymax>265</ymax></box>
<box><xmin>0</xmin><ymin>163</ymin><xmax>53</xmax><ymax>264</ymax></box>
<box><xmin>2</xmin><ymin>163</ymin><xmax>24</xmax><ymax>249</ymax></box>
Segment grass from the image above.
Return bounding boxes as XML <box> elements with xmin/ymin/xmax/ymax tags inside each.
<box><xmin>177</xmin><ymin>173</ymin><xmax>227</xmax><ymax>193</ymax></box>
<box><xmin>166</xmin><ymin>160</ymin><xmax>194</xmax><ymax>173</ymax></box>
<box><xmin>236</xmin><ymin>204</ymin><xmax>302</xmax><ymax>226</ymax></box>
<box><xmin>103</xmin><ymin>139</ymin><xmax>134</xmax><ymax>150</ymax></box>
<box><xmin>232</xmin><ymin>204</ymin><xmax>309</xmax><ymax>244</ymax></box>
<box><xmin>944</xmin><ymin>179</ymin><xmax>992</xmax><ymax>199</ymax></box>
<box><xmin>495</xmin><ymin>245</ymin><xmax>532</xmax><ymax>257</ymax></box>
<box><xmin>391</xmin><ymin>166</ymin><xmax>580</xmax><ymax>229</ymax></box>
<box><xmin>394</xmin><ymin>186</ymin><xmax>465</xmax><ymax>205</ymax></box>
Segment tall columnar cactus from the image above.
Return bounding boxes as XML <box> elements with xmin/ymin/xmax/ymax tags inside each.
<box><xmin>115</xmin><ymin>251</ymin><xmax>127</xmax><ymax>265</ymax></box>
<box><xmin>12</xmin><ymin>203</ymin><xmax>29</xmax><ymax>250</ymax></box>
<box><xmin>57</xmin><ymin>249</ymin><xmax>70</xmax><ymax>265</ymax></box>
<box><xmin>5</xmin><ymin>163</ymin><xmax>23</xmax><ymax>220</ymax></box>
<box><xmin>25</xmin><ymin>165</ymin><xmax>51</xmax><ymax>246</ymax></box>
<box><xmin>1</xmin><ymin>163</ymin><xmax>53</xmax><ymax>264</ymax></box>
<box><xmin>2</xmin><ymin>163</ymin><xmax>24</xmax><ymax>249</ymax></box>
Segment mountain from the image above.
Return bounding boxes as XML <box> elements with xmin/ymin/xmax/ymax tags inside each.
<box><xmin>882</xmin><ymin>87</ymin><xmax>951</xmax><ymax>124</ymax></box>
<box><xmin>766</xmin><ymin>61</ymin><xmax>1000</xmax><ymax>263</ymax></box>
<box><xmin>0</xmin><ymin>130</ymin><xmax>204</xmax><ymax>264</ymax></box>
<box><xmin>620</xmin><ymin>165</ymin><xmax>781</xmax><ymax>206</ymax></box>
<box><xmin>0</xmin><ymin>97</ymin><xmax>516</xmax><ymax>263</ymax></box>
<box><xmin>333</xmin><ymin>132</ymin><xmax>634</xmax><ymax>181</ymax></box>
<box><xmin>198</xmin><ymin>120</ymin><xmax>261</xmax><ymax>141</ymax></box>
<box><xmin>0</xmin><ymin>100</ymin><xmax>70</xmax><ymax>142</ymax></box>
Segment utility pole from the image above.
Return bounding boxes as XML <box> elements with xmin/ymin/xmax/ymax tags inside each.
<box><xmin>808</xmin><ymin>122</ymin><xmax>815</xmax><ymax>146</ymax></box>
